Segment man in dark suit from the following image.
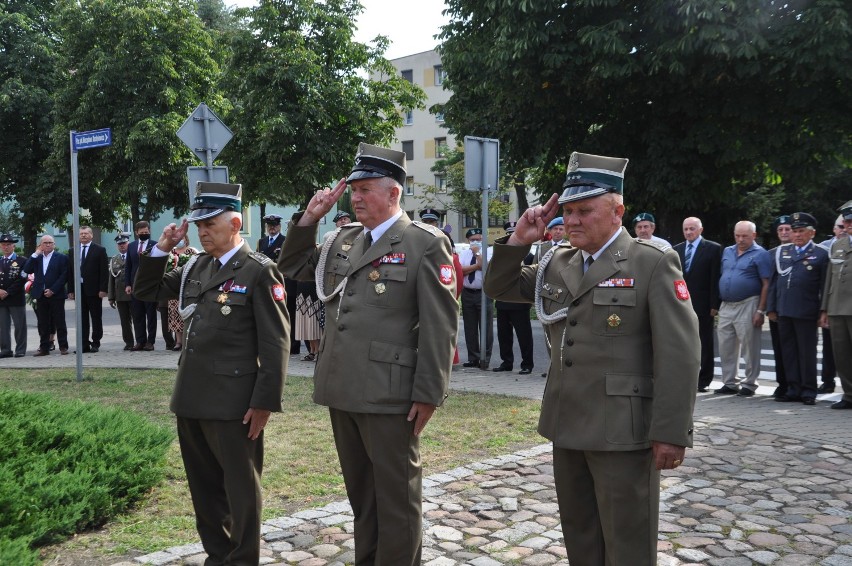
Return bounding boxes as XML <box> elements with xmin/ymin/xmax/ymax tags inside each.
<box><xmin>68</xmin><ymin>226</ymin><xmax>109</xmax><ymax>352</ymax></box>
<box><xmin>279</xmin><ymin>143</ymin><xmax>458</xmax><ymax>565</ymax></box>
<box><xmin>767</xmin><ymin>214</ymin><xmax>793</xmax><ymax>397</ymax></box>
<box><xmin>674</xmin><ymin>217</ymin><xmax>722</xmax><ymax>392</ymax></box>
<box><xmin>485</xmin><ymin>151</ymin><xmax>698</xmax><ymax>566</ymax></box>
<box><xmin>256</xmin><ymin>214</ymin><xmax>285</xmax><ymax>261</ymax></box>
<box><xmin>135</xmin><ymin>182</ymin><xmax>289</xmax><ymax>565</ymax></box>
<box><xmin>124</xmin><ymin>221</ymin><xmax>157</xmax><ymax>350</ymax></box>
<box><xmin>23</xmin><ymin>235</ymin><xmax>70</xmax><ymax>355</ymax></box>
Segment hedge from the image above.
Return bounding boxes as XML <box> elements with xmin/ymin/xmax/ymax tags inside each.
<box><xmin>0</xmin><ymin>389</ymin><xmax>173</xmax><ymax>562</ymax></box>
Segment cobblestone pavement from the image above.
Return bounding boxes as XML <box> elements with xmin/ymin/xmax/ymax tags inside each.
<box><xmin>6</xmin><ymin>306</ymin><xmax>852</xmax><ymax>565</ymax></box>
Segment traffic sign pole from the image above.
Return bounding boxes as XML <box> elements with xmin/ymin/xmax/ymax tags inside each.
<box><xmin>68</xmin><ymin>128</ymin><xmax>112</xmax><ymax>382</ymax></box>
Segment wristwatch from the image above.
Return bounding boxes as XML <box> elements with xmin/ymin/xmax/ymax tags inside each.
<box><xmin>756</xmin><ymin>310</ymin><xmax>766</xmax><ymax>315</ymax></box>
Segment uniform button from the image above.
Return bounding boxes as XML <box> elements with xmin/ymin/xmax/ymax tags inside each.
<box><xmin>564</xmin><ymin>359</ymin><xmax>573</xmax><ymax>367</ymax></box>
<box><xmin>341</xmin><ymin>306</ymin><xmax>349</xmax><ymax>313</ymax></box>
<box><xmin>194</xmin><ymin>315</ymin><xmax>201</xmax><ymax>320</ymax></box>
<box><xmin>566</xmin><ymin>338</ymin><xmax>574</xmax><ymax>346</ymax></box>
<box><xmin>190</xmin><ymin>332</ymin><xmax>196</xmax><ymax>337</ymax></box>
<box><xmin>346</xmin><ymin>290</ymin><xmax>354</xmax><ymax>296</ymax></box>
<box><xmin>612</xmin><ymin>297</ymin><xmax>618</xmax><ymax>303</ymax></box>
<box><xmin>234</xmin><ymin>370</ymin><xmax>239</xmax><ymax>375</ymax></box>
<box><xmin>633</xmin><ymin>385</ymin><xmax>639</xmax><ymax>393</ymax></box>
<box><xmin>188</xmin><ymin>348</ymin><xmax>194</xmax><ymax>354</ymax></box>
<box><xmin>572</xmin><ymin>299</ymin><xmax>581</xmax><ymax>306</ymax></box>
<box><xmin>338</xmin><ymin>324</ymin><xmax>345</xmax><ymax>331</ymax></box>
<box><xmin>569</xmin><ymin>319</ymin><xmax>577</xmax><ymax>326</ymax></box>
<box><xmin>394</xmin><ymin>354</ymin><xmax>399</xmax><ymax>360</ymax></box>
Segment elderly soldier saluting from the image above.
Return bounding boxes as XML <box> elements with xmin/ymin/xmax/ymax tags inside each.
<box><xmin>278</xmin><ymin>143</ymin><xmax>458</xmax><ymax>565</ymax></box>
<box><xmin>484</xmin><ymin>152</ymin><xmax>699</xmax><ymax>566</ymax></box>
<box><xmin>133</xmin><ymin>182</ymin><xmax>290</xmax><ymax>565</ymax></box>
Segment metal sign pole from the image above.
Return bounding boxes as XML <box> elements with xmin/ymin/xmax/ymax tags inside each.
<box><xmin>200</xmin><ymin>103</ymin><xmax>213</xmax><ymax>179</ymax></box>
<box><xmin>479</xmin><ymin>140</ymin><xmax>490</xmax><ymax>370</ymax></box>
<box><xmin>69</xmin><ymin>131</ymin><xmax>84</xmax><ymax>382</ymax></box>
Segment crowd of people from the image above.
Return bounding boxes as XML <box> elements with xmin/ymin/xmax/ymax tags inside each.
<box><xmin>1</xmin><ymin>140</ymin><xmax>850</xmax><ymax>566</ymax></box>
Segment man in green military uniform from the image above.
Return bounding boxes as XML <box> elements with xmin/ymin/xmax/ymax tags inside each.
<box><xmin>820</xmin><ymin>200</ymin><xmax>852</xmax><ymax>410</ymax></box>
<box><xmin>278</xmin><ymin>143</ymin><xmax>458</xmax><ymax>565</ymax></box>
<box><xmin>134</xmin><ymin>182</ymin><xmax>290</xmax><ymax>565</ymax></box>
<box><xmin>107</xmin><ymin>233</ymin><xmax>135</xmax><ymax>350</ymax></box>
<box><xmin>484</xmin><ymin>152</ymin><xmax>699</xmax><ymax>566</ymax></box>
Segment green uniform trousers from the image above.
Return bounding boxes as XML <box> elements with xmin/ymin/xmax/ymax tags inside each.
<box><xmin>329</xmin><ymin>409</ymin><xmax>421</xmax><ymax>566</ymax></box>
<box><xmin>177</xmin><ymin>417</ymin><xmax>264</xmax><ymax>566</ymax></box>
<box><xmin>553</xmin><ymin>447</ymin><xmax>659</xmax><ymax>566</ymax></box>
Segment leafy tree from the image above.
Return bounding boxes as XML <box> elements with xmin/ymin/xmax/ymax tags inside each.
<box><xmin>222</xmin><ymin>0</ymin><xmax>425</xmax><ymax>208</ymax></box>
<box><xmin>438</xmin><ymin>0</ymin><xmax>852</xmax><ymax>243</ymax></box>
<box><xmin>46</xmin><ymin>0</ymin><xmax>226</xmax><ymax>227</ymax></box>
<box><xmin>0</xmin><ymin>0</ymin><xmax>62</xmax><ymax>248</ymax></box>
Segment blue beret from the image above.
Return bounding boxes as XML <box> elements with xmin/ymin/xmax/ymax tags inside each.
<box><xmin>547</xmin><ymin>217</ymin><xmax>564</xmax><ymax>229</ymax></box>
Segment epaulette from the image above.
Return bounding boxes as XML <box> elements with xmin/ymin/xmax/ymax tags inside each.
<box><xmin>248</xmin><ymin>251</ymin><xmax>272</xmax><ymax>265</ymax></box>
<box><xmin>412</xmin><ymin>221</ymin><xmax>443</xmax><ymax>237</ymax></box>
<box><xmin>635</xmin><ymin>238</ymin><xmax>670</xmax><ymax>253</ymax></box>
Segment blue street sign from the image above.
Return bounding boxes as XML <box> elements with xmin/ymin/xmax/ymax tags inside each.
<box><xmin>72</xmin><ymin>128</ymin><xmax>112</xmax><ymax>151</ymax></box>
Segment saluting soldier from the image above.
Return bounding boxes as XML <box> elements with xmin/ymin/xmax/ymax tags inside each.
<box><xmin>484</xmin><ymin>151</ymin><xmax>699</xmax><ymax>566</ymax></box>
<box><xmin>278</xmin><ymin>143</ymin><xmax>458</xmax><ymax>565</ymax></box>
<box><xmin>0</xmin><ymin>233</ymin><xmax>27</xmax><ymax>358</ymax></box>
<box><xmin>820</xmin><ymin>200</ymin><xmax>852</xmax><ymax>410</ymax></box>
<box><xmin>107</xmin><ymin>233</ymin><xmax>135</xmax><ymax>350</ymax></box>
<box><xmin>134</xmin><ymin>182</ymin><xmax>290</xmax><ymax>565</ymax></box>
<box><xmin>767</xmin><ymin>212</ymin><xmax>829</xmax><ymax>405</ymax></box>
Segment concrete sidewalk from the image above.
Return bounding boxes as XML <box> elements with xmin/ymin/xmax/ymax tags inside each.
<box><xmin>5</xmin><ymin>303</ymin><xmax>852</xmax><ymax>565</ymax></box>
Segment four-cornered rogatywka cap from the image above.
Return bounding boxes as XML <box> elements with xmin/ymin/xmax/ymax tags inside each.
<box><xmin>188</xmin><ymin>182</ymin><xmax>242</xmax><ymax>223</ymax></box>
<box><xmin>346</xmin><ymin>143</ymin><xmax>407</xmax><ymax>187</ymax></box>
<box><xmin>559</xmin><ymin>152</ymin><xmax>629</xmax><ymax>204</ymax></box>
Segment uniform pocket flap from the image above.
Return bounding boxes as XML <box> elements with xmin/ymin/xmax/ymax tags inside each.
<box><xmin>540</xmin><ymin>280</ymin><xmax>569</xmax><ymax>305</ymax></box>
<box><xmin>369</xmin><ymin>341</ymin><xmax>417</xmax><ymax>367</ymax></box>
<box><xmin>214</xmin><ymin>358</ymin><xmax>258</xmax><ymax>377</ymax></box>
<box><xmin>379</xmin><ymin>267</ymin><xmax>407</xmax><ymax>282</ymax></box>
<box><xmin>225</xmin><ymin>294</ymin><xmax>247</xmax><ymax>306</ymax></box>
<box><xmin>606</xmin><ymin>373</ymin><xmax>653</xmax><ymax>397</ymax></box>
<box><xmin>593</xmin><ymin>289</ymin><xmax>637</xmax><ymax>307</ymax></box>
<box><xmin>330</xmin><ymin>259</ymin><xmax>351</xmax><ymax>276</ymax></box>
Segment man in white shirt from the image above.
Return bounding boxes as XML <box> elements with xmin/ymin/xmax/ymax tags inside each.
<box><xmin>459</xmin><ymin>228</ymin><xmax>493</xmax><ymax>367</ymax></box>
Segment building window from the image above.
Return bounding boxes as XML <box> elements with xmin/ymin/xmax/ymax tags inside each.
<box><xmin>489</xmin><ymin>214</ymin><xmax>509</xmax><ymax>228</ymax></box>
<box><xmin>404</xmin><ymin>110</ymin><xmax>413</xmax><ymax>125</ymax></box>
<box><xmin>464</xmin><ymin>214</ymin><xmax>478</xmax><ymax>227</ymax></box>
<box><xmin>240</xmin><ymin>206</ymin><xmax>251</xmax><ymax>235</ymax></box>
<box><xmin>435</xmin><ymin>137</ymin><xmax>447</xmax><ymax>158</ymax></box>
<box><xmin>401</xmin><ymin>140</ymin><xmax>414</xmax><ymax>161</ymax></box>
<box><xmin>405</xmin><ymin>176</ymin><xmax>414</xmax><ymax>195</ymax></box>
<box><xmin>434</xmin><ymin>65</ymin><xmax>445</xmax><ymax>85</ymax></box>
<box><xmin>401</xmin><ymin>69</ymin><xmax>413</xmax><ymax>82</ymax></box>
<box><xmin>435</xmin><ymin>112</ymin><xmax>445</xmax><ymax>123</ymax></box>
<box><xmin>435</xmin><ymin>175</ymin><xmax>447</xmax><ymax>193</ymax></box>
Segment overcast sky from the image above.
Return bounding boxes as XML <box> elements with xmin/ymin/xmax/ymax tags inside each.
<box><xmin>229</xmin><ymin>0</ymin><xmax>451</xmax><ymax>60</ymax></box>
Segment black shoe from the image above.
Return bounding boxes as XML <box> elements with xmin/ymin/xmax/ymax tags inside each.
<box><xmin>14</xmin><ymin>353</ymin><xmax>25</xmax><ymax>358</ymax></box>
<box><xmin>49</xmin><ymin>341</ymin><xmax>56</xmax><ymax>351</ymax></box>
<box><xmin>817</xmin><ymin>383</ymin><xmax>835</xmax><ymax>394</ymax></box>
<box><xmin>0</xmin><ymin>353</ymin><xmax>12</xmax><ymax>359</ymax></box>
<box><xmin>737</xmin><ymin>388</ymin><xmax>755</xmax><ymax>397</ymax></box>
<box><xmin>697</xmin><ymin>387</ymin><xmax>708</xmax><ymax>393</ymax></box>
<box><xmin>541</xmin><ymin>372</ymin><xmax>547</xmax><ymax>377</ymax></box>
<box><xmin>714</xmin><ymin>385</ymin><xmax>739</xmax><ymax>395</ymax></box>
<box><xmin>492</xmin><ymin>365</ymin><xmax>512</xmax><ymax>372</ymax></box>
<box><xmin>519</xmin><ymin>368</ymin><xmax>533</xmax><ymax>375</ymax></box>
<box><xmin>802</xmin><ymin>398</ymin><xmax>816</xmax><ymax>406</ymax></box>
<box><xmin>772</xmin><ymin>386</ymin><xmax>788</xmax><ymax>398</ymax></box>
<box><xmin>124</xmin><ymin>344</ymin><xmax>133</xmax><ymax>351</ymax></box>
<box><xmin>90</xmin><ymin>346</ymin><xmax>99</xmax><ymax>353</ymax></box>
<box><xmin>775</xmin><ymin>395</ymin><xmax>800</xmax><ymax>402</ymax></box>
<box><xmin>831</xmin><ymin>400</ymin><xmax>852</xmax><ymax>410</ymax></box>
<box><xmin>462</xmin><ymin>361</ymin><xmax>479</xmax><ymax>368</ymax></box>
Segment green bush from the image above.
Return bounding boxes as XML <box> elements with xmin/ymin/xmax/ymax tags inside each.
<box><xmin>0</xmin><ymin>389</ymin><xmax>173</xmax><ymax>554</ymax></box>
<box><xmin>0</xmin><ymin>536</ymin><xmax>40</xmax><ymax>565</ymax></box>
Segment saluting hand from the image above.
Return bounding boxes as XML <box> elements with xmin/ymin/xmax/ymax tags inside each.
<box><xmin>508</xmin><ymin>193</ymin><xmax>561</xmax><ymax>246</ymax></box>
<box><xmin>299</xmin><ymin>178</ymin><xmax>348</xmax><ymax>226</ymax></box>
<box><xmin>157</xmin><ymin>220</ymin><xmax>189</xmax><ymax>253</ymax></box>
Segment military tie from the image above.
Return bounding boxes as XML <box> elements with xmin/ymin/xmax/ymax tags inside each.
<box><xmin>213</xmin><ymin>258</ymin><xmax>223</xmax><ymax>271</ymax></box>
<box><xmin>363</xmin><ymin>231</ymin><xmax>373</xmax><ymax>255</ymax></box>
<box><xmin>684</xmin><ymin>242</ymin><xmax>694</xmax><ymax>272</ymax></box>
<box><xmin>467</xmin><ymin>251</ymin><xmax>477</xmax><ymax>283</ymax></box>
<box><xmin>583</xmin><ymin>255</ymin><xmax>594</xmax><ymax>274</ymax></box>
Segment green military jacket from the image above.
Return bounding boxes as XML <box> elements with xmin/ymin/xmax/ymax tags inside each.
<box><xmin>107</xmin><ymin>253</ymin><xmax>131</xmax><ymax>302</ymax></box>
<box><xmin>134</xmin><ymin>241</ymin><xmax>289</xmax><ymax>420</ymax></box>
<box><xmin>485</xmin><ymin>228</ymin><xmax>699</xmax><ymax>451</ymax></box>
<box><xmin>278</xmin><ymin>215</ymin><xmax>458</xmax><ymax>414</ymax></box>
<box><xmin>822</xmin><ymin>235</ymin><xmax>852</xmax><ymax>316</ymax></box>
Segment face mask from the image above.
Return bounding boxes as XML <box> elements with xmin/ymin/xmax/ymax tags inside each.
<box><xmin>177</xmin><ymin>240</ymin><xmax>186</xmax><ymax>248</ymax></box>
<box><xmin>138</xmin><ymin>233</ymin><xmax>150</xmax><ymax>242</ymax></box>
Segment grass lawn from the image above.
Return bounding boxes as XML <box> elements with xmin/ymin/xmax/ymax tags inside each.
<box><xmin>0</xmin><ymin>368</ymin><xmax>543</xmax><ymax>562</ymax></box>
